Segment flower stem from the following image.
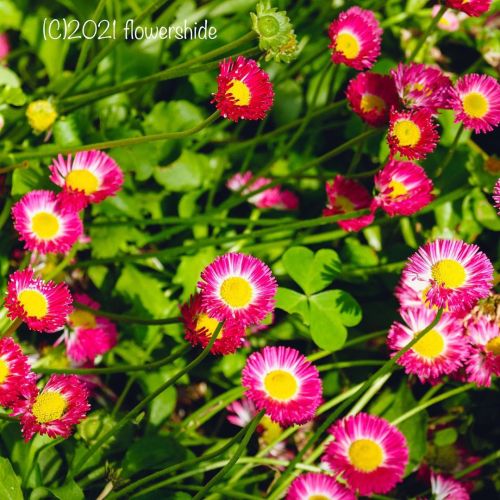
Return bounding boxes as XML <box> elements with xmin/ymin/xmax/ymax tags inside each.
<box><xmin>455</xmin><ymin>449</ymin><xmax>500</xmax><ymax>479</ymax></box>
<box><xmin>70</xmin><ymin>322</ymin><xmax>223</xmax><ymax>477</ymax></box>
<box><xmin>0</xmin><ymin>111</ymin><xmax>220</xmax><ymax>165</ymax></box>
<box><xmin>191</xmin><ymin>410</ymin><xmax>265</xmax><ymax>500</ymax></box>
<box><xmin>408</xmin><ymin>5</ymin><xmax>447</xmax><ymax>62</ymax></box>
<box><xmin>436</xmin><ymin>124</ymin><xmax>464</xmax><ymax>177</ymax></box>
<box><xmin>0</xmin><ymin>318</ymin><xmax>23</xmax><ymax>339</ymax></box>
<box><xmin>34</xmin><ymin>345</ymin><xmax>190</xmax><ymax>375</ymax></box>
<box><xmin>268</xmin><ymin>308</ymin><xmax>443</xmax><ymax>498</ymax></box>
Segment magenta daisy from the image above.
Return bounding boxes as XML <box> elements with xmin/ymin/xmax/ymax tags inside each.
<box><xmin>13</xmin><ymin>374</ymin><xmax>90</xmax><ymax>441</ymax></box>
<box><xmin>387</xmin><ymin>108</ymin><xmax>439</xmax><ymax>160</ymax></box>
<box><xmin>242</xmin><ymin>346</ymin><xmax>322</xmax><ymax>427</ymax></box>
<box><xmin>286</xmin><ymin>473</ymin><xmax>355</xmax><ymax>500</ymax></box>
<box><xmin>328</xmin><ymin>7</ymin><xmax>382</xmax><ymax>70</ymax></box>
<box><xmin>11</xmin><ymin>190</ymin><xmax>83</xmax><ymax>254</ymax></box>
<box><xmin>323</xmin><ymin>176</ymin><xmax>375</xmax><ymax>232</ymax></box>
<box><xmin>391</xmin><ymin>63</ymin><xmax>452</xmax><ymax>112</ymax></box>
<box><xmin>212</xmin><ymin>56</ymin><xmax>274</xmax><ymax>122</ymax></box>
<box><xmin>346</xmin><ymin>72</ymin><xmax>399</xmax><ymax>127</ymax></box>
<box><xmin>0</xmin><ymin>33</ymin><xmax>9</xmax><ymax>60</ymax></box>
<box><xmin>324</xmin><ymin>413</ymin><xmax>408</xmax><ymax>496</ymax></box>
<box><xmin>180</xmin><ymin>293</ymin><xmax>246</xmax><ymax>355</ymax></box>
<box><xmin>65</xmin><ymin>294</ymin><xmax>118</xmax><ymax>364</ymax></box>
<box><xmin>5</xmin><ymin>268</ymin><xmax>73</xmax><ymax>333</ymax></box>
<box><xmin>493</xmin><ymin>178</ymin><xmax>500</xmax><ymax>214</ymax></box>
<box><xmin>402</xmin><ymin>239</ymin><xmax>494</xmax><ymax>312</ymax></box>
<box><xmin>446</xmin><ymin>0</ymin><xmax>492</xmax><ymax>17</ymax></box>
<box><xmin>430</xmin><ymin>472</ymin><xmax>470</xmax><ymax>500</ymax></box>
<box><xmin>464</xmin><ymin>317</ymin><xmax>500</xmax><ymax>387</ymax></box>
<box><xmin>49</xmin><ymin>150</ymin><xmax>124</xmax><ymax>210</ymax></box>
<box><xmin>388</xmin><ymin>307</ymin><xmax>468</xmax><ymax>383</ymax></box>
<box><xmin>449</xmin><ymin>74</ymin><xmax>500</xmax><ymax>134</ymax></box>
<box><xmin>373</xmin><ymin>160</ymin><xmax>434</xmax><ymax>216</ymax></box>
<box><xmin>227</xmin><ymin>172</ymin><xmax>298</xmax><ymax>210</ymax></box>
<box><xmin>198</xmin><ymin>253</ymin><xmax>277</xmax><ymax>327</ymax></box>
<box><xmin>227</xmin><ymin>397</ymin><xmax>258</xmax><ymax>428</ymax></box>
<box><xmin>0</xmin><ymin>338</ymin><xmax>35</xmax><ymax>408</ymax></box>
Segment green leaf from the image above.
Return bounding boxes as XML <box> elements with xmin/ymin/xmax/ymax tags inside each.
<box><xmin>309</xmin><ymin>292</ymin><xmax>347</xmax><ymax>351</ymax></box>
<box><xmin>154</xmin><ymin>150</ymin><xmax>206</xmax><ymax>192</ymax></box>
<box><xmin>327</xmin><ymin>289</ymin><xmax>362</xmax><ymax>327</ymax></box>
<box><xmin>11</xmin><ymin>163</ymin><xmax>48</xmax><ymax>196</ymax></box>
<box><xmin>0</xmin><ymin>457</ymin><xmax>22</xmax><ymax>500</ymax></box>
<box><xmin>282</xmin><ymin>246</ymin><xmax>341</xmax><ymax>295</ymax></box>
<box><xmin>139</xmin><ymin>370</ymin><xmax>177</xmax><ymax>426</ymax></box>
<box><xmin>471</xmin><ymin>188</ymin><xmax>500</xmax><ymax>231</ymax></box>
<box><xmin>0</xmin><ymin>1</ymin><xmax>22</xmax><ymax>28</ymax></box>
<box><xmin>123</xmin><ymin>436</ymin><xmax>187</xmax><ymax>477</ymax></box>
<box><xmin>342</xmin><ymin>237</ymin><xmax>379</xmax><ymax>268</ymax></box>
<box><xmin>50</xmin><ymin>480</ymin><xmax>84</xmax><ymax>500</ymax></box>
<box><xmin>275</xmin><ymin>287</ymin><xmax>309</xmax><ymax>324</ymax></box>
<box><xmin>434</xmin><ymin>428</ymin><xmax>458</xmax><ymax>447</ymax></box>
<box><xmin>0</xmin><ymin>67</ymin><xmax>21</xmax><ymax>87</ymax></box>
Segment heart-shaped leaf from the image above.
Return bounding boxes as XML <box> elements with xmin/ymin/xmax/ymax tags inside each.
<box><xmin>309</xmin><ymin>292</ymin><xmax>347</xmax><ymax>351</ymax></box>
<box><xmin>275</xmin><ymin>287</ymin><xmax>310</xmax><ymax>324</ymax></box>
<box><xmin>282</xmin><ymin>246</ymin><xmax>341</xmax><ymax>295</ymax></box>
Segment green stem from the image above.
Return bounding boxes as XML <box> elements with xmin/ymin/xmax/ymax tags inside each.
<box><xmin>0</xmin><ymin>112</ymin><xmax>220</xmax><ymax>165</ymax></box>
<box><xmin>73</xmin><ymin>301</ymin><xmax>182</xmax><ymax>325</ymax></box>
<box><xmin>317</xmin><ymin>360</ymin><xmax>385</xmax><ymax>372</ymax></box>
<box><xmin>0</xmin><ymin>318</ymin><xmax>23</xmax><ymax>339</ymax></box>
<box><xmin>70</xmin><ymin>322</ymin><xmax>223</xmax><ymax>477</ymax></box>
<box><xmin>191</xmin><ymin>410</ymin><xmax>265</xmax><ymax>500</ymax></box>
<box><xmin>348</xmin><ymin>373</ymin><xmax>392</xmax><ymax>416</ymax></box>
<box><xmin>0</xmin><ymin>412</ymin><xmax>17</xmax><ymax>421</ymax></box>
<box><xmin>436</xmin><ymin>124</ymin><xmax>464</xmax><ymax>176</ymax></box>
<box><xmin>408</xmin><ymin>5</ymin><xmax>447</xmax><ymax>61</ymax></box>
<box><xmin>391</xmin><ymin>383</ymin><xmax>475</xmax><ymax>426</ymax></box>
<box><xmin>268</xmin><ymin>309</ymin><xmax>444</xmax><ymax>498</ymax></box>
<box><xmin>455</xmin><ymin>449</ymin><xmax>500</xmax><ymax>479</ymax></box>
<box><xmin>34</xmin><ymin>345</ymin><xmax>189</xmax><ymax>375</ymax></box>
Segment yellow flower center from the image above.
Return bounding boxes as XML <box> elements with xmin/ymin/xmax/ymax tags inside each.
<box><xmin>348</xmin><ymin>438</ymin><xmax>384</xmax><ymax>472</ymax></box>
<box><xmin>360</xmin><ymin>93</ymin><xmax>386</xmax><ymax>113</ymax></box>
<box><xmin>0</xmin><ymin>359</ymin><xmax>9</xmax><ymax>384</ymax></box>
<box><xmin>486</xmin><ymin>336</ymin><xmax>500</xmax><ymax>356</ymax></box>
<box><xmin>220</xmin><ymin>277</ymin><xmax>253</xmax><ymax>308</ymax></box>
<box><xmin>195</xmin><ymin>313</ymin><xmax>220</xmax><ymax>335</ymax></box>
<box><xmin>261</xmin><ymin>415</ymin><xmax>283</xmax><ymax>444</ymax></box>
<box><xmin>65</xmin><ymin>169</ymin><xmax>100</xmax><ymax>195</ymax></box>
<box><xmin>413</xmin><ymin>329</ymin><xmax>446</xmax><ymax>359</ymax></box>
<box><xmin>431</xmin><ymin>259</ymin><xmax>466</xmax><ymax>289</ymax></box>
<box><xmin>263</xmin><ymin>369</ymin><xmax>298</xmax><ymax>401</ymax></box>
<box><xmin>31</xmin><ymin>211</ymin><xmax>60</xmax><ymax>240</ymax></box>
<box><xmin>462</xmin><ymin>92</ymin><xmax>489</xmax><ymax>119</ymax></box>
<box><xmin>32</xmin><ymin>391</ymin><xmax>67</xmax><ymax>423</ymax></box>
<box><xmin>335</xmin><ymin>32</ymin><xmax>360</xmax><ymax>59</ymax></box>
<box><xmin>392</xmin><ymin>119</ymin><xmax>421</xmax><ymax>147</ymax></box>
<box><xmin>309</xmin><ymin>496</ymin><xmax>330</xmax><ymax>500</ymax></box>
<box><xmin>17</xmin><ymin>289</ymin><xmax>48</xmax><ymax>319</ymax></box>
<box><xmin>227</xmin><ymin>79</ymin><xmax>251</xmax><ymax>106</ymax></box>
<box><xmin>388</xmin><ymin>179</ymin><xmax>408</xmax><ymax>198</ymax></box>
<box><xmin>335</xmin><ymin>195</ymin><xmax>355</xmax><ymax>212</ymax></box>
<box><xmin>26</xmin><ymin>100</ymin><xmax>58</xmax><ymax>133</ymax></box>
<box><xmin>69</xmin><ymin>310</ymin><xmax>96</xmax><ymax>329</ymax></box>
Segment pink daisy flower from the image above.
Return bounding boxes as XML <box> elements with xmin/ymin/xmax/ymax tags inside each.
<box><xmin>323</xmin><ymin>176</ymin><xmax>375</xmax><ymax>232</ymax></box>
<box><xmin>493</xmin><ymin>178</ymin><xmax>500</xmax><ymax>214</ymax></box>
<box><xmin>373</xmin><ymin>160</ymin><xmax>434</xmax><ymax>216</ymax></box>
<box><xmin>180</xmin><ymin>293</ymin><xmax>246</xmax><ymax>355</ymax></box>
<box><xmin>446</xmin><ymin>0</ymin><xmax>492</xmax><ymax>17</ymax></box>
<box><xmin>430</xmin><ymin>472</ymin><xmax>470</xmax><ymax>500</ymax></box>
<box><xmin>286</xmin><ymin>473</ymin><xmax>355</xmax><ymax>500</ymax></box>
<box><xmin>464</xmin><ymin>317</ymin><xmax>500</xmax><ymax>387</ymax></box>
<box><xmin>402</xmin><ymin>239</ymin><xmax>494</xmax><ymax>312</ymax></box>
<box><xmin>387</xmin><ymin>108</ymin><xmax>439</xmax><ymax>160</ymax></box>
<box><xmin>13</xmin><ymin>374</ymin><xmax>90</xmax><ymax>441</ymax></box>
<box><xmin>387</xmin><ymin>307</ymin><xmax>468</xmax><ymax>384</ymax></box>
<box><xmin>449</xmin><ymin>74</ymin><xmax>500</xmax><ymax>134</ymax></box>
<box><xmin>227</xmin><ymin>172</ymin><xmax>298</xmax><ymax>211</ymax></box>
<box><xmin>5</xmin><ymin>268</ymin><xmax>73</xmax><ymax>333</ymax></box>
<box><xmin>0</xmin><ymin>33</ymin><xmax>9</xmax><ymax>60</ymax></box>
<box><xmin>11</xmin><ymin>190</ymin><xmax>83</xmax><ymax>254</ymax></box>
<box><xmin>212</xmin><ymin>56</ymin><xmax>274</xmax><ymax>122</ymax></box>
<box><xmin>328</xmin><ymin>7</ymin><xmax>383</xmax><ymax>70</ymax></box>
<box><xmin>0</xmin><ymin>338</ymin><xmax>35</xmax><ymax>408</ymax></box>
<box><xmin>346</xmin><ymin>72</ymin><xmax>399</xmax><ymax>127</ymax></box>
<box><xmin>227</xmin><ymin>397</ymin><xmax>258</xmax><ymax>428</ymax></box>
<box><xmin>65</xmin><ymin>294</ymin><xmax>118</xmax><ymax>364</ymax></box>
<box><xmin>391</xmin><ymin>63</ymin><xmax>452</xmax><ymax>112</ymax></box>
<box><xmin>323</xmin><ymin>413</ymin><xmax>408</xmax><ymax>496</ymax></box>
<box><xmin>198</xmin><ymin>253</ymin><xmax>277</xmax><ymax>327</ymax></box>
<box><xmin>242</xmin><ymin>346</ymin><xmax>322</xmax><ymax>427</ymax></box>
<box><xmin>433</xmin><ymin>6</ymin><xmax>460</xmax><ymax>32</ymax></box>
<box><xmin>49</xmin><ymin>150</ymin><xmax>124</xmax><ymax>210</ymax></box>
